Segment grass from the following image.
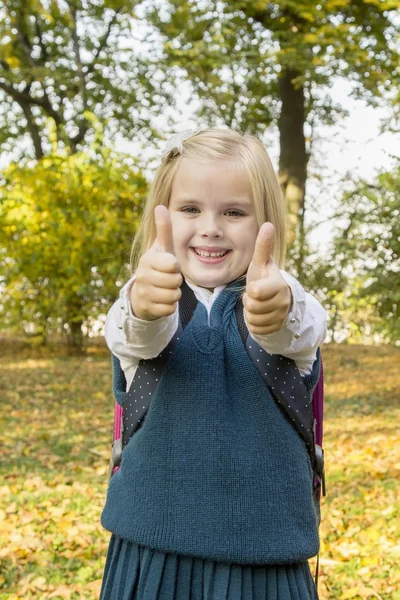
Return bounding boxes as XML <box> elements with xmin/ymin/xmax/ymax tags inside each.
<box><xmin>0</xmin><ymin>340</ymin><xmax>399</xmax><ymax>599</ymax></box>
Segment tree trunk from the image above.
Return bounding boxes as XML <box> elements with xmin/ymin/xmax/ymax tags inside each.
<box><xmin>278</xmin><ymin>69</ymin><xmax>308</xmax><ymax>255</ymax></box>
<box><xmin>66</xmin><ymin>319</ymin><xmax>84</xmax><ymax>354</ymax></box>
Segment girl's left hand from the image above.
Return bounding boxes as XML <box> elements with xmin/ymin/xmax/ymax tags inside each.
<box><xmin>244</xmin><ymin>223</ymin><xmax>292</xmax><ymax>335</ymax></box>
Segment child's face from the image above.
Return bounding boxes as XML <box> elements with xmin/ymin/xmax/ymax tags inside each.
<box><xmin>168</xmin><ymin>158</ymin><xmax>259</xmax><ymax>290</ymax></box>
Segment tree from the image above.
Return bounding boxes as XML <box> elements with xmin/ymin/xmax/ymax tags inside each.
<box><xmin>146</xmin><ymin>0</ymin><xmax>400</xmax><ymax>250</ymax></box>
<box><xmin>0</xmin><ymin>0</ymin><xmax>171</xmax><ymax>159</ymax></box>
<box><xmin>331</xmin><ymin>166</ymin><xmax>400</xmax><ymax>343</ymax></box>
<box><xmin>297</xmin><ymin>164</ymin><xmax>400</xmax><ymax>343</ymax></box>
<box><xmin>0</xmin><ymin>145</ymin><xmax>147</xmax><ymax>351</ymax></box>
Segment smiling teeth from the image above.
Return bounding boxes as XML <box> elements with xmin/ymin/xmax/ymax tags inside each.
<box><xmin>194</xmin><ymin>249</ymin><xmax>227</xmax><ymax>258</ymax></box>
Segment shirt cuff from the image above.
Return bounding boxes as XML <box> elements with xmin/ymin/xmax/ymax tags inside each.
<box><xmin>280</xmin><ymin>270</ymin><xmax>306</xmax><ymax>342</ymax></box>
<box><xmin>116</xmin><ymin>274</ymin><xmax>179</xmax><ymax>360</ymax></box>
<box><xmin>118</xmin><ymin>274</ymin><xmax>137</xmax><ymax>321</ymax></box>
<box><xmin>244</xmin><ymin>270</ymin><xmax>306</xmax><ymax>356</ymax></box>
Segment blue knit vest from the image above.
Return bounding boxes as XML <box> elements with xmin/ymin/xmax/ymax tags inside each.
<box><xmin>101</xmin><ymin>286</ymin><xmax>320</xmax><ymax>565</ymax></box>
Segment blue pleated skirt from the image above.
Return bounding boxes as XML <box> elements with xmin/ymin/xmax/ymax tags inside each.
<box><xmin>100</xmin><ymin>535</ymin><xmax>319</xmax><ymax>600</ymax></box>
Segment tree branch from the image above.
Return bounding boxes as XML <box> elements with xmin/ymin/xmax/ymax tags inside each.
<box><xmin>66</xmin><ymin>2</ymin><xmax>88</xmax><ymax>111</ymax></box>
<box><xmin>4</xmin><ymin>5</ymin><xmax>36</xmax><ymax>68</ymax></box>
<box><xmin>69</xmin><ymin>120</ymin><xmax>90</xmax><ymax>151</ymax></box>
<box><xmin>14</xmin><ymin>23</ymin><xmax>36</xmax><ymax>68</ymax></box>
<box><xmin>34</xmin><ymin>17</ymin><xmax>49</xmax><ymax>65</ymax></box>
<box><xmin>86</xmin><ymin>9</ymin><xmax>122</xmax><ymax>75</ymax></box>
<box><xmin>33</xmin><ymin>17</ymin><xmax>69</xmax><ymax>116</ymax></box>
<box><xmin>0</xmin><ymin>60</ymin><xmax>10</xmax><ymax>72</ymax></box>
<box><xmin>0</xmin><ymin>80</ymin><xmax>63</xmax><ymax>126</ymax></box>
<box><xmin>20</xmin><ymin>103</ymin><xmax>44</xmax><ymax>159</ymax></box>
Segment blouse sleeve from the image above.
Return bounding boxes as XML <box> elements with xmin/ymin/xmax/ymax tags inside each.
<box><xmin>104</xmin><ymin>275</ymin><xmax>179</xmax><ymax>390</ymax></box>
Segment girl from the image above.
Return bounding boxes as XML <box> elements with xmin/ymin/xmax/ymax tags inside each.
<box><xmin>100</xmin><ymin>128</ymin><xmax>327</xmax><ymax>600</ymax></box>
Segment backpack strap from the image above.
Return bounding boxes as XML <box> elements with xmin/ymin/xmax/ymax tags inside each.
<box><xmin>107</xmin><ymin>279</ymin><xmax>196</xmax><ymax>475</ymax></box>
<box><xmin>235</xmin><ymin>297</ymin><xmax>317</xmax><ymax>466</ymax></box>
<box><xmin>312</xmin><ymin>358</ymin><xmax>326</xmax><ymax>497</ymax></box>
<box><xmin>107</xmin><ymin>354</ymin><xmax>125</xmax><ymax>481</ymax></box>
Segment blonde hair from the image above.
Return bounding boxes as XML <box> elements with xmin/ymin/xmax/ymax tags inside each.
<box><xmin>130</xmin><ymin>128</ymin><xmax>287</xmax><ymax>274</ymax></box>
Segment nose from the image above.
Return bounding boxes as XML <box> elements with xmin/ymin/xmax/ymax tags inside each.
<box><xmin>200</xmin><ymin>214</ymin><xmax>223</xmax><ymax>239</ymax></box>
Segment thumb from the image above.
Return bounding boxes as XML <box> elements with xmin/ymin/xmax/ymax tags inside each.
<box><xmin>247</xmin><ymin>222</ymin><xmax>274</xmax><ymax>282</ymax></box>
<box><xmin>251</xmin><ymin>222</ymin><xmax>274</xmax><ymax>268</ymax></box>
<box><xmin>154</xmin><ymin>205</ymin><xmax>175</xmax><ymax>254</ymax></box>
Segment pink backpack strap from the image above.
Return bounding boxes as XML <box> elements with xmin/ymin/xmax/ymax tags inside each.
<box><xmin>113</xmin><ymin>402</ymin><xmax>123</xmax><ymax>441</ymax></box>
<box><xmin>107</xmin><ymin>355</ymin><xmax>125</xmax><ymax>481</ymax></box>
<box><xmin>312</xmin><ymin>357</ymin><xmax>324</xmax><ymax>448</ymax></box>
<box><xmin>312</xmin><ymin>356</ymin><xmax>325</xmax><ymax>591</ymax></box>
<box><xmin>107</xmin><ymin>402</ymin><xmax>123</xmax><ymax>481</ymax></box>
<box><xmin>312</xmin><ymin>357</ymin><xmax>326</xmax><ymax>497</ymax></box>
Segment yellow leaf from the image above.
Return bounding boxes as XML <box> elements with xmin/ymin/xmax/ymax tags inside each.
<box><xmin>340</xmin><ymin>587</ymin><xmax>360</xmax><ymax>599</ymax></box>
<box><xmin>5</xmin><ymin>56</ymin><xmax>20</xmax><ymax>68</ymax></box>
<box><xmin>31</xmin><ymin>576</ymin><xmax>47</xmax><ymax>589</ymax></box>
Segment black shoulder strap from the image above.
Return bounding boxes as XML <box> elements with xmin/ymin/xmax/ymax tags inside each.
<box><xmin>235</xmin><ymin>296</ymin><xmax>315</xmax><ymax>460</ymax></box>
<box><xmin>121</xmin><ymin>280</ymin><xmax>197</xmax><ymax>446</ymax></box>
<box><xmin>179</xmin><ymin>279</ymin><xmax>199</xmax><ymax>328</ymax></box>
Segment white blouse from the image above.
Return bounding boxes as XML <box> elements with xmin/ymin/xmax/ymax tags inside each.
<box><xmin>105</xmin><ymin>271</ymin><xmax>327</xmax><ymax>391</ymax></box>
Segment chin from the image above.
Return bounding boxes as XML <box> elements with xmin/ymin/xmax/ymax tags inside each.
<box><xmin>198</xmin><ymin>277</ymin><xmax>231</xmax><ymax>290</ymax></box>
<box><xmin>183</xmin><ymin>273</ymin><xmax>225</xmax><ymax>289</ymax></box>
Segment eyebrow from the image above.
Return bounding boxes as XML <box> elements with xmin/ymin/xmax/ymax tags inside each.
<box><xmin>173</xmin><ymin>198</ymin><xmax>253</xmax><ymax>208</ymax></box>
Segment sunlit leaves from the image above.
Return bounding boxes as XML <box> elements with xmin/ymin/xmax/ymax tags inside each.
<box><xmin>0</xmin><ymin>147</ymin><xmax>148</xmax><ymax>347</ymax></box>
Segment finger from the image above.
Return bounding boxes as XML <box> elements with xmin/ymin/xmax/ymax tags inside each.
<box><xmin>149</xmin><ymin>303</ymin><xmax>179</xmax><ymax>318</ymax></box>
<box><xmin>251</xmin><ymin>222</ymin><xmax>275</xmax><ymax>269</ymax></box>
<box><xmin>244</xmin><ymin>308</ymin><xmax>284</xmax><ymax>328</ymax></box>
<box><xmin>148</xmin><ymin>286</ymin><xmax>182</xmax><ymax>305</ymax></box>
<box><xmin>246</xmin><ymin>278</ymin><xmax>280</xmax><ymax>302</ymax></box>
<box><xmin>243</xmin><ymin>293</ymin><xmax>275</xmax><ymax>315</ymax></box>
<box><xmin>149</xmin><ymin>270</ymin><xmax>183</xmax><ymax>290</ymax></box>
<box><xmin>154</xmin><ymin>205</ymin><xmax>175</xmax><ymax>254</ymax></box>
<box><xmin>246</xmin><ymin>322</ymin><xmax>283</xmax><ymax>336</ymax></box>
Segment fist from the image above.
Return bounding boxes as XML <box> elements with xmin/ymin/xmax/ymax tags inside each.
<box><xmin>130</xmin><ymin>205</ymin><xmax>183</xmax><ymax>321</ymax></box>
<box><xmin>243</xmin><ymin>223</ymin><xmax>292</xmax><ymax>335</ymax></box>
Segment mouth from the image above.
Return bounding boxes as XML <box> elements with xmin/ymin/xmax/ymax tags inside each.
<box><xmin>191</xmin><ymin>247</ymin><xmax>231</xmax><ymax>264</ymax></box>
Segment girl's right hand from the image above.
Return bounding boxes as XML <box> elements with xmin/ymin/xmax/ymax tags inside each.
<box><xmin>130</xmin><ymin>206</ymin><xmax>183</xmax><ymax>321</ymax></box>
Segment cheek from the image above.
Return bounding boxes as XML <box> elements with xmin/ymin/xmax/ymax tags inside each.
<box><xmin>240</xmin><ymin>232</ymin><xmax>257</xmax><ymax>266</ymax></box>
<box><xmin>171</xmin><ymin>219</ymin><xmax>191</xmax><ymax>251</ymax></box>
<box><xmin>241</xmin><ymin>248</ymin><xmax>253</xmax><ymax>271</ymax></box>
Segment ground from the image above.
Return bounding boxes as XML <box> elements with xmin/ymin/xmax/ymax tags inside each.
<box><xmin>0</xmin><ymin>340</ymin><xmax>399</xmax><ymax>599</ymax></box>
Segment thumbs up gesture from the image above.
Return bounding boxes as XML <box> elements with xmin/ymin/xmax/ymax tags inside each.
<box><xmin>243</xmin><ymin>223</ymin><xmax>292</xmax><ymax>335</ymax></box>
<box><xmin>130</xmin><ymin>205</ymin><xmax>183</xmax><ymax>321</ymax></box>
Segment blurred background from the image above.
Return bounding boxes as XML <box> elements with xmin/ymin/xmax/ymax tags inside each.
<box><xmin>0</xmin><ymin>1</ymin><xmax>399</xmax><ymax>599</ymax></box>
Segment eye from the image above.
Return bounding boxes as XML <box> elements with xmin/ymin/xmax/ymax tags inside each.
<box><xmin>181</xmin><ymin>206</ymin><xmax>200</xmax><ymax>214</ymax></box>
<box><xmin>225</xmin><ymin>209</ymin><xmax>244</xmax><ymax>217</ymax></box>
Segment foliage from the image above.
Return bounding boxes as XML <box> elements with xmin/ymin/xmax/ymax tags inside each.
<box><xmin>297</xmin><ymin>164</ymin><xmax>400</xmax><ymax>344</ymax></box>
<box><xmin>331</xmin><ymin>168</ymin><xmax>400</xmax><ymax>343</ymax></box>
<box><xmin>0</xmin><ymin>341</ymin><xmax>399</xmax><ymax>598</ymax></box>
<box><xmin>0</xmin><ymin>145</ymin><xmax>147</xmax><ymax>347</ymax></box>
<box><xmin>147</xmin><ymin>0</ymin><xmax>399</xmax><ymax>131</ymax></box>
<box><xmin>0</xmin><ymin>0</ymin><xmax>172</xmax><ymax>159</ymax></box>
